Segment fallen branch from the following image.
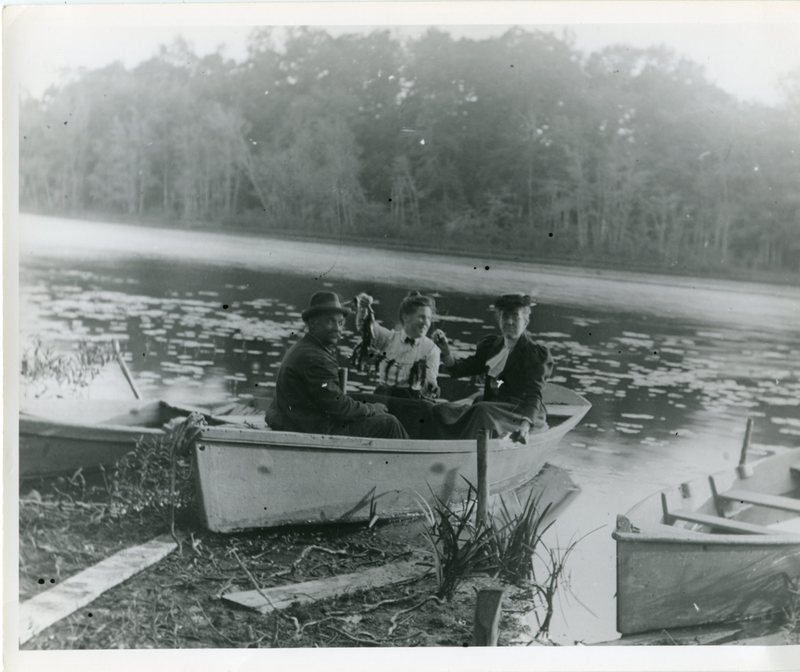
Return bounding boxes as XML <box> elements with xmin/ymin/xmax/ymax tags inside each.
<box><xmin>327</xmin><ymin>593</ymin><xmax>416</xmax><ymax>616</ymax></box>
<box><xmin>328</xmin><ymin>625</ymin><xmax>382</xmax><ymax>647</ymax></box>
<box><xmin>388</xmin><ymin>595</ymin><xmax>444</xmax><ymax>636</ymax></box>
<box><xmin>287</xmin><ymin>545</ymin><xmax>349</xmax><ymax>575</ymax></box>
<box><xmin>262</xmin><ymin>544</ymin><xmax>350</xmax><ymax>580</ymax></box>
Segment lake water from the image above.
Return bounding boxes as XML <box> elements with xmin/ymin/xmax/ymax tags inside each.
<box><xmin>17</xmin><ymin>213</ymin><xmax>800</xmax><ymax>643</ymax></box>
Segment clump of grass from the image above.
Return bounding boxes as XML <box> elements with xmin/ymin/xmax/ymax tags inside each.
<box><xmin>106</xmin><ymin>414</ymin><xmax>205</xmax><ymax>520</ymax></box>
<box><xmin>26</xmin><ymin>413</ymin><xmax>206</xmax><ymax>526</ymax></box>
<box><xmin>491</xmin><ymin>491</ymin><xmax>554</xmax><ymax>585</ymax></box>
<box><xmin>416</xmin><ymin>484</ymin><xmax>498</xmax><ymax>601</ymax></box>
<box><xmin>20</xmin><ymin>337</ymin><xmax>114</xmax><ymax>393</ymax></box>
<box><xmin>417</xmin><ymin>482</ymin><xmax>580</xmax><ymax>640</ymax></box>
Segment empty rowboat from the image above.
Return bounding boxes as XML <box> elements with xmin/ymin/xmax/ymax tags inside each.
<box><xmin>192</xmin><ymin>383</ymin><xmax>591</xmax><ymax>532</ymax></box>
<box><xmin>613</xmin><ymin>447</ymin><xmax>800</xmax><ymax>635</ymax></box>
<box><xmin>18</xmin><ymin>398</ymin><xmax>246</xmax><ymax>478</ymax></box>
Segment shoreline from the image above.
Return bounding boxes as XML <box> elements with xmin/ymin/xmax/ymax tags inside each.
<box><xmin>19</xmin><ymin>209</ymin><xmax>800</xmax><ymax>290</ymax></box>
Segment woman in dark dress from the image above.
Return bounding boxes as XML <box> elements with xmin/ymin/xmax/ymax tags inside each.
<box><xmin>430</xmin><ymin>293</ymin><xmax>554</xmax><ymax>443</ymax></box>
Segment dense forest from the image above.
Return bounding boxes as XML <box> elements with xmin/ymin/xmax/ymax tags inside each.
<box><xmin>20</xmin><ymin>27</ymin><xmax>800</xmax><ymax>274</ymax></box>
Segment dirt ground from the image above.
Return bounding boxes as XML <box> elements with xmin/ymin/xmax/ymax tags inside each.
<box><xmin>20</xmin><ymin>486</ymin><xmax>541</xmax><ymax>649</ymax></box>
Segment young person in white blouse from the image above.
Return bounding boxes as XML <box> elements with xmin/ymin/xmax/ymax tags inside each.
<box><xmin>354</xmin><ymin>290</ymin><xmax>441</xmax><ymax>400</ymax></box>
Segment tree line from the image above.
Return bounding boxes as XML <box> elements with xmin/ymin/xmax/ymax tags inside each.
<box><xmin>20</xmin><ymin>27</ymin><xmax>800</xmax><ymax>273</ymax></box>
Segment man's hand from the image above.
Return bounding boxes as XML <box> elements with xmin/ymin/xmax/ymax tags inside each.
<box><xmin>371</xmin><ymin>402</ymin><xmax>389</xmax><ymax>415</ymax></box>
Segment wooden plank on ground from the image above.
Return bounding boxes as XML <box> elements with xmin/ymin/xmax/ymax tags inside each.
<box><xmin>20</xmin><ymin>535</ymin><xmax>177</xmax><ymax>644</ymax></box>
<box><xmin>223</xmin><ymin>559</ymin><xmax>426</xmax><ymax>614</ymax></box>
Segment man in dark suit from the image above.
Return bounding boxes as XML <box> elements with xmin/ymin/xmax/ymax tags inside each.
<box><xmin>431</xmin><ymin>293</ymin><xmax>554</xmax><ymax>442</ymax></box>
<box><xmin>266</xmin><ymin>291</ymin><xmax>409</xmax><ymax>439</ymax></box>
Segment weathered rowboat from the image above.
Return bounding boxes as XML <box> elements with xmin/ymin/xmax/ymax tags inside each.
<box><xmin>193</xmin><ymin>384</ymin><xmax>591</xmax><ymax>532</ymax></box>
<box><xmin>613</xmin><ymin>448</ymin><xmax>800</xmax><ymax>635</ymax></box>
<box><xmin>18</xmin><ymin>399</ymin><xmax>233</xmax><ymax>478</ymax></box>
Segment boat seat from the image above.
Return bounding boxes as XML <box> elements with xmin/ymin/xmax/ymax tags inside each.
<box><xmin>791</xmin><ymin>464</ymin><xmax>800</xmax><ymax>479</ymax></box>
<box><xmin>661</xmin><ymin>491</ymin><xmax>778</xmax><ymax>534</ymax></box>
<box><xmin>718</xmin><ymin>489</ymin><xmax>800</xmax><ymax>514</ymax></box>
<box><xmin>668</xmin><ymin>509</ymin><xmax>779</xmax><ymax>535</ymax></box>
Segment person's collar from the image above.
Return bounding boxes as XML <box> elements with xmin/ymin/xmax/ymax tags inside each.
<box><xmin>503</xmin><ymin>333</ymin><xmax>525</xmax><ymax>351</ymax></box>
<box><xmin>401</xmin><ymin>329</ymin><xmax>418</xmax><ymax>346</ymax></box>
<box><xmin>504</xmin><ymin>331</ymin><xmax>531</xmax><ymax>351</ymax></box>
<box><xmin>306</xmin><ymin>331</ymin><xmax>336</xmax><ymax>353</ymax></box>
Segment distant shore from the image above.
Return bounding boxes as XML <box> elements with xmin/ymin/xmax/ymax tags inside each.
<box><xmin>18</xmin><ymin>209</ymin><xmax>800</xmax><ymax>289</ymax></box>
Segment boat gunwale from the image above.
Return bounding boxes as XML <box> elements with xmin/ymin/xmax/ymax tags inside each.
<box><xmin>612</xmin><ymin>528</ymin><xmax>800</xmax><ymax>545</ymax></box>
<box><xmin>196</xmin><ymin>404</ymin><xmax>589</xmax><ymax>455</ymax></box>
<box><xmin>19</xmin><ymin>419</ymin><xmax>166</xmax><ymax>437</ymax></box>
<box><xmin>195</xmin><ymin>385</ymin><xmax>592</xmax><ymax>455</ymax></box>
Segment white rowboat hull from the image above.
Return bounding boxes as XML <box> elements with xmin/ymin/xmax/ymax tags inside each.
<box><xmin>193</xmin><ymin>385</ymin><xmax>590</xmax><ymax>532</ymax></box>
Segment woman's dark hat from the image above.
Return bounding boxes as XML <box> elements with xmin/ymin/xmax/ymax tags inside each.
<box><xmin>302</xmin><ymin>291</ymin><xmax>352</xmax><ymax>321</ymax></box>
<box><xmin>493</xmin><ymin>293</ymin><xmax>535</xmax><ymax>311</ymax></box>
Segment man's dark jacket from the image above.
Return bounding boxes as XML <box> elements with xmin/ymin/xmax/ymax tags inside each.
<box><xmin>265</xmin><ymin>333</ymin><xmax>377</xmax><ymax>433</ymax></box>
<box><xmin>445</xmin><ymin>331</ymin><xmax>554</xmax><ymax>423</ymax></box>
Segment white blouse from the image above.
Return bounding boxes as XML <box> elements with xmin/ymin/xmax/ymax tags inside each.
<box><xmin>371</xmin><ymin>324</ymin><xmax>441</xmax><ymax>392</ymax></box>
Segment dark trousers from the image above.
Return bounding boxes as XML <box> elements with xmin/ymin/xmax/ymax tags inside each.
<box><xmin>330</xmin><ymin>413</ymin><xmax>409</xmax><ymax>440</ymax></box>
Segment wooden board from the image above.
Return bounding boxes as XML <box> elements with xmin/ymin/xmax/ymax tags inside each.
<box><xmin>668</xmin><ymin>509</ymin><xmax>778</xmax><ymax>535</ymax></box>
<box><xmin>223</xmin><ymin>560</ymin><xmax>426</xmax><ymax>614</ymax></box>
<box><xmin>720</xmin><ymin>489</ymin><xmax>800</xmax><ymax>514</ymax></box>
<box><xmin>19</xmin><ymin>535</ymin><xmax>177</xmax><ymax>644</ymax></box>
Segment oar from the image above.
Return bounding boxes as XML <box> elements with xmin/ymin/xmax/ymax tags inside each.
<box><xmin>112</xmin><ymin>338</ymin><xmax>141</xmax><ymax>400</ymax></box>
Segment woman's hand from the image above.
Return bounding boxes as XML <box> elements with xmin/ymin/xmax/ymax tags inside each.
<box><xmin>431</xmin><ymin>329</ymin><xmax>454</xmax><ymax>367</ymax></box>
<box><xmin>431</xmin><ymin>329</ymin><xmax>449</xmax><ymax>351</ymax></box>
<box><xmin>510</xmin><ymin>419</ymin><xmax>531</xmax><ymax>444</ymax></box>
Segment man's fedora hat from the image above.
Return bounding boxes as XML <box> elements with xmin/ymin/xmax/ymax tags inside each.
<box><xmin>493</xmin><ymin>293</ymin><xmax>536</xmax><ymax>311</ymax></box>
<box><xmin>301</xmin><ymin>291</ymin><xmax>353</xmax><ymax>321</ymax></box>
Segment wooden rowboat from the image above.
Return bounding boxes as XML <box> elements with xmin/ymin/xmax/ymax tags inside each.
<box><xmin>613</xmin><ymin>447</ymin><xmax>800</xmax><ymax>636</ymax></box>
<box><xmin>18</xmin><ymin>399</ymin><xmax>236</xmax><ymax>478</ymax></box>
<box><xmin>193</xmin><ymin>384</ymin><xmax>591</xmax><ymax>532</ymax></box>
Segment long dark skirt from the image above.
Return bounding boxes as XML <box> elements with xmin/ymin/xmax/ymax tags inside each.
<box><xmin>356</xmin><ymin>389</ymin><xmax>545</xmax><ymax>441</ymax></box>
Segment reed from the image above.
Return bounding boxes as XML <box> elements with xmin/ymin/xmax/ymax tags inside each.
<box><xmin>489</xmin><ymin>491</ymin><xmax>554</xmax><ymax>585</ymax></box>
<box><xmin>106</xmin><ymin>413</ymin><xmax>206</xmax><ymax>522</ymax></box>
<box><xmin>416</xmin><ymin>481</ymin><xmax>581</xmax><ymax>643</ymax></box>
<box><xmin>21</xmin><ymin>337</ymin><xmax>114</xmax><ymax>392</ymax></box>
<box><xmin>416</xmin><ymin>483</ymin><xmax>498</xmax><ymax>601</ymax></box>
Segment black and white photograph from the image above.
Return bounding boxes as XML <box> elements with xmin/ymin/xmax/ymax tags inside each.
<box><xmin>4</xmin><ymin>1</ymin><xmax>800</xmax><ymax>669</ymax></box>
